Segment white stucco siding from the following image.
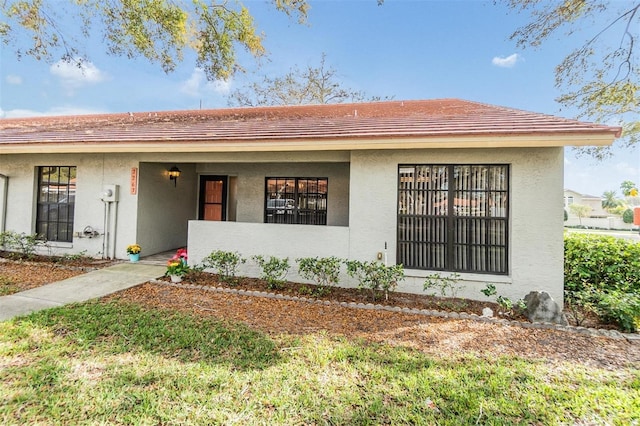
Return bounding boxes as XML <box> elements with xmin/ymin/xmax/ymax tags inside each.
<box><xmin>0</xmin><ymin>153</ymin><xmax>141</xmax><ymax>259</ymax></box>
<box><xmin>137</xmin><ymin>162</ymin><xmax>198</xmax><ymax>255</ymax></box>
<box><xmin>0</xmin><ymin>156</ymin><xmax>37</xmax><ymax>235</ymax></box>
<box><xmin>509</xmin><ymin>147</ymin><xmax>565</xmax><ymax>305</ymax></box>
<box><xmin>2</xmin><ymin>146</ymin><xmax>566</xmax><ymax>304</ymax></box>
<box><xmin>188</xmin><ymin>221</ymin><xmax>351</xmax><ymax>285</ymax></box>
<box><xmin>348</xmin><ymin>147</ymin><xmax>565</xmax><ymax>305</ymax></box>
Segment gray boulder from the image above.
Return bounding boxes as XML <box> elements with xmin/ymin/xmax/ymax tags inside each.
<box><xmin>523</xmin><ymin>291</ymin><xmax>568</xmax><ymax>325</ymax></box>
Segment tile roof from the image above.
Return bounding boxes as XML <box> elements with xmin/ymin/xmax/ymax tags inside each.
<box><xmin>0</xmin><ymin>99</ymin><xmax>621</xmax><ymax>152</ymax></box>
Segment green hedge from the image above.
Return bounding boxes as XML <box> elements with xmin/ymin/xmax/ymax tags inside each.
<box><xmin>564</xmin><ymin>233</ymin><xmax>640</xmax><ymax>294</ymax></box>
<box><xmin>564</xmin><ymin>233</ymin><xmax>640</xmax><ymax>332</ymax></box>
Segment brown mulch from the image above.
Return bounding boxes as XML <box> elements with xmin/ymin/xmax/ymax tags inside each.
<box><xmin>2</xmin><ymin>258</ymin><xmax>639</xmax><ymax>370</ymax></box>
<box><xmin>105</xmin><ymin>279</ymin><xmax>640</xmax><ymax>370</ymax></box>
<box><xmin>0</xmin><ymin>260</ymin><xmax>86</xmax><ymax>293</ymax></box>
<box><xmin>0</xmin><ymin>256</ymin><xmax>115</xmax><ymax>294</ymax></box>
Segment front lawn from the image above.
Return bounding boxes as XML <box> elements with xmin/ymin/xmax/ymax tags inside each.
<box><xmin>1</xmin><ymin>300</ymin><xmax>638</xmax><ymax>425</ymax></box>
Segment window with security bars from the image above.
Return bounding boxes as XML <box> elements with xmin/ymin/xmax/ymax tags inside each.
<box><xmin>265</xmin><ymin>177</ymin><xmax>328</xmax><ymax>225</ymax></box>
<box><xmin>398</xmin><ymin>164</ymin><xmax>509</xmax><ymax>274</ymax></box>
<box><xmin>36</xmin><ymin>166</ymin><xmax>77</xmax><ymax>242</ymax></box>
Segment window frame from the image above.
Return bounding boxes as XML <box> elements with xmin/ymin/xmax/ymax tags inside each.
<box><xmin>397</xmin><ymin>164</ymin><xmax>509</xmax><ymax>275</ymax></box>
<box><xmin>264</xmin><ymin>177</ymin><xmax>328</xmax><ymax>225</ymax></box>
<box><xmin>35</xmin><ymin>166</ymin><xmax>77</xmax><ymax>243</ymax></box>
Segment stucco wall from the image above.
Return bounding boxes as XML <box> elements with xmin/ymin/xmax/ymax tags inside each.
<box><xmin>0</xmin><ymin>152</ymin><xmax>351</xmax><ymax>259</ymax></box>
<box><xmin>137</xmin><ymin>162</ymin><xmax>198</xmax><ymax>255</ymax></box>
<box><xmin>0</xmin><ymin>153</ymin><xmax>141</xmax><ymax>259</ymax></box>
<box><xmin>1</xmin><ymin>146</ymin><xmax>565</xmax><ymax>305</ymax></box>
<box><xmin>189</xmin><ymin>221</ymin><xmax>352</xmax><ymax>285</ymax></box>
<box><xmin>347</xmin><ymin>147</ymin><xmax>565</xmax><ymax>305</ymax></box>
<box><xmin>185</xmin><ymin>147</ymin><xmax>565</xmax><ymax>305</ymax></box>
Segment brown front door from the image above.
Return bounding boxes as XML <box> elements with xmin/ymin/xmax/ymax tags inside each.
<box><xmin>199</xmin><ymin>176</ymin><xmax>227</xmax><ymax>221</ymax></box>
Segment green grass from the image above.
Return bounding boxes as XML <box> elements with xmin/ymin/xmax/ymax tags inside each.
<box><xmin>1</xmin><ymin>301</ymin><xmax>638</xmax><ymax>425</ymax></box>
<box><xmin>0</xmin><ymin>276</ymin><xmax>19</xmax><ymax>296</ymax></box>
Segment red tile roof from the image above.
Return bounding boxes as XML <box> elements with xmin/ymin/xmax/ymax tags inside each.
<box><xmin>0</xmin><ymin>99</ymin><xmax>621</xmax><ymax>151</ymax></box>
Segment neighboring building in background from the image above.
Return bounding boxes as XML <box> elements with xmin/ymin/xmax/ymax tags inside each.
<box><xmin>563</xmin><ymin>188</ymin><xmax>637</xmax><ymax>230</ymax></box>
<box><xmin>564</xmin><ymin>189</ymin><xmax>609</xmax><ymax>218</ymax></box>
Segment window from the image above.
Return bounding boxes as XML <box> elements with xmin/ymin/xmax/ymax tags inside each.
<box><xmin>265</xmin><ymin>177</ymin><xmax>328</xmax><ymax>225</ymax></box>
<box><xmin>398</xmin><ymin>165</ymin><xmax>509</xmax><ymax>274</ymax></box>
<box><xmin>36</xmin><ymin>166</ymin><xmax>76</xmax><ymax>242</ymax></box>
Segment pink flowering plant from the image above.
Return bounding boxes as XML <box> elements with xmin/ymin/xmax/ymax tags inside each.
<box><xmin>166</xmin><ymin>248</ymin><xmax>189</xmax><ymax>277</ymax></box>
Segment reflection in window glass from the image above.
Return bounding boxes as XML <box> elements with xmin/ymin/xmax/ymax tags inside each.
<box><xmin>36</xmin><ymin>166</ymin><xmax>76</xmax><ymax>242</ymax></box>
<box><xmin>398</xmin><ymin>165</ymin><xmax>509</xmax><ymax>274</ymax></box>
<box><xmin>265</xmin><ymin>177</ymin><xmax>327</xmax><ymax>225</ymax></box>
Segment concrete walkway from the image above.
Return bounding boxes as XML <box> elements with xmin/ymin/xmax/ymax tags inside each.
<box><xmin>0</xmin><ymin>263</ymin><xmax>165</xmax><ymax>321</ymax></box>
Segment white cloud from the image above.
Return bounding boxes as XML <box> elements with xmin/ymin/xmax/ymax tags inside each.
<box><xmin>180</xmin><ymin>68</ymin><xmax>231</xmax><ymax>98</ymax></box>
<box><xmin>6</xmin><ymin>74</ymin><xmax>22</xmax><ymax>85</ymax></box>
<box><xmin>50</xmin><ymin>58</ymin><xmax>108</xmax><ymax>93</ymax></box>
<box><xmin>492</xmin><ymin>53</ymin><xmax>521</xmax><ymax>68</ymax></box>
<box><xmin>0</xmin><ymin>106</ymin><xmax>107</xmax><ymax>118</ymax></box>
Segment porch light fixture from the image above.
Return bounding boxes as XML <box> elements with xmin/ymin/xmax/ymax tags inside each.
<box><xmin>168</xmin><ymin>166</ymin><xmax>181</xmax><ymax>187</ymax></box>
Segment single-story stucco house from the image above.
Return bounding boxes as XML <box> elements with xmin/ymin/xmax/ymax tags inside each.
<box><xmin>0</xmin><ymin>99</ymin><xmax>621</xmax><ymax>304</ymax></box>
<box><xmin>564</xmin><ymin>189</ymin><xmax>609</xmax><ymax>218</ymax></box>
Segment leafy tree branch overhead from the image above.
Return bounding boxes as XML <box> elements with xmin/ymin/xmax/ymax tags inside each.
<box><xmin>503</xmin><ymin>0</ymin><xmax>639</xmax><ymax>158</ymax></box>
<box><xmin>0</xmin><ymin>0</ymin><xmax>309</xmax><ymax>81</ymax></box>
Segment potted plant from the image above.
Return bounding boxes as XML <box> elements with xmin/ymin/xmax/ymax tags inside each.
<box><xmin>166</xmin><ymin>248</ymin><xmax>189</xmax><ymax>282</ymax></box>
<box><xmin>126</xmin><ymin>244</ymin><xmax>141</xmax><ymax>262</ymax></box>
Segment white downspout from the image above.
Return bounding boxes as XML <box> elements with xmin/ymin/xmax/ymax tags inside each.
<box><xmin>110</xmin><ymin>200</ymin><xmax>119</xmax><ymax>259</ymax></box>
<box><xmin>0</xmin><ymin>174</ymin><xmax>8</xmax><ymax>234</ymax></box>
<box><xmin>102</xmin><ymin>201</ymin><xmax>110</xmax><ymax>259</ymax></box>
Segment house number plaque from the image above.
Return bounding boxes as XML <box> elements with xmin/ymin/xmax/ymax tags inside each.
<box><xmin>130</xmin><ymin>167</ymin><xmax>138</xmax><ymax>195</ymax></box>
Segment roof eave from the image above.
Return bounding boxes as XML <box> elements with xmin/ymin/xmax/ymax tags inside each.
<box><xmin>0</xmin><ymin>132</ymin><xmax>618</xmax><ymax>155</ymax></box>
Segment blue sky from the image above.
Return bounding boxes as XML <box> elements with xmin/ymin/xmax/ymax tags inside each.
<box><xmin>1</xmin><ymin>0</ymin><xmax>638</xmax><ymax>197</ymax></box>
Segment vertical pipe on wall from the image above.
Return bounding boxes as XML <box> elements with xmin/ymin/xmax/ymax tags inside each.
<box><xmin>102</xmin><ymin>201</ymin><xmax>110</xmax><ymax>259</ymax></box>
<box><xmin>111</xmin><ymin>201</ymin><xmax>118</xmax><ymax>259</ymax></box>
<box><xmin>0</xmin><ymin>174</ymin><xmax>8</xmax><ymax>234</ymax></box>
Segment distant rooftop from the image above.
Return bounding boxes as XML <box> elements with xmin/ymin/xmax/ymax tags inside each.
<box><xmin>0</xmin><ymin>99</ymin><xmax>622</xmax><ymax>153</ymax></box>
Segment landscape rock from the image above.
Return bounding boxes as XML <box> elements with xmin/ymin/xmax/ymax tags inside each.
<box><xmin>482</xmin><ymin>307</ymin><xmax>494</xmax><ymax>318</ymax></box>
<box><xmin>523</xmin><ymin>291</ymin><xmax>568</xmax><ymax>325</ymax></box>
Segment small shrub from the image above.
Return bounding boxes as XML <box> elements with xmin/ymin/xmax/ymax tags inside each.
<box><xmin>594</xmin><ymin>290</ymin><xmax>640</xmax><ymax>333</ymax></box>
<box><xmin>423</xmin><ymin>272</ymin><xmax>463</xmax><ymax>298</ymax></box>
<box><xmin>57</xmin><ymin>251</ymin><xmax>89</xmax><ymax>263</ymax></box>
<box><xmin>479</xmin><ymin>283</ymin><xmax>526</xmax><ymax>317</ymax></box>
<box><xmin>201</xmin><ymin>250</ymin><xmax>246</xmax><ymax>284</ymax></box>
<box><xmin>480</xmin><ymin>283</ymin><xmax>497</xmax><ymax>298</ymax></box>
<box><xmin>0</xmin><ymin>231</ymin><xmax>48</xmax><ymax>259</ymax></box>
<box><xmin>564</xmin><ymin>287</ymin><xmax>597</xmax><ymax>327</ymax></box>
<box><xmin>344</xmin><ymin>260</ymin><xmax>404</xmax><ymax>301</ymax></box>
<box><xmin>296</xmin><ymin>256</ymin><xmax>342</xmax><ymax>290</ymax></box>
<box><xmin>252</xmin><ymin>255</ymin><xmax>290</xmax><ymax>290</ymax></box>
<box><xmin>622</xmin><ymin>208</ymin><xmax>634</xmax><ymax>224</ymax></box>
<box><xmin>298</xmin><ymin>284</ymin><xmax>330</xmax><ymax>298</ymax></box>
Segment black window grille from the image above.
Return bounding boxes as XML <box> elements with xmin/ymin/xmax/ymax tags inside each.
<box><xmin>398</xmin><ymin>165</ymin><xmax>509</xmax><ymax>274</ymax></box>
<box><xmin>265</xmin><ymin>177</ymin><xmax>328</xmax><ymax>225</ymax></box>
<box><xmin>36</xmin><ymin>166</ymin><xmax>77</xmax><ymax>242</ymax></box>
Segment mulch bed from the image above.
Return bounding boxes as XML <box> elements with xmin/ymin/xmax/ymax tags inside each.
<box><xmin>106</xmin><ymin>282</ymin><xmax>640</xmax><ymax>370</ymax></box>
